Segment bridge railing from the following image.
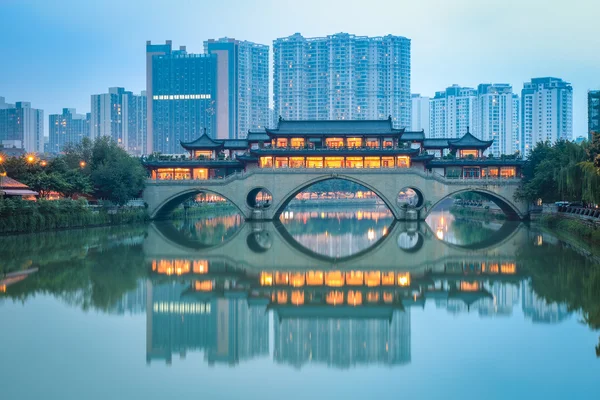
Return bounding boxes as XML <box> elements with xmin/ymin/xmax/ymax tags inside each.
<box><xmin>146</xmin><ymin>167</ymin><xmax>522</xmax><ymax>186</ymax></box>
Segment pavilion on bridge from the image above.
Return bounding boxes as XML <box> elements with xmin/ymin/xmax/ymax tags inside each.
<box><xmin>143</xmin><ymin>118</ymin><xmax>523</xmax><ymax>180</ymax></box>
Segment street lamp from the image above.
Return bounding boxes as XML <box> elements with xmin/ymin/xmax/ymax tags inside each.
<box><xmin>40</xmin><ymin>160</ymin><xmax>47</xmax><ymax>167</ymax></box>
<box><xmin>26</xmin><ymin>155</ymin><xmax>35</xmax><ymax>164</ymax></box>
<box><xmin>79</xmin><ymin>161</ymin><xmax>86</xmax><ymax>168</ymax></box>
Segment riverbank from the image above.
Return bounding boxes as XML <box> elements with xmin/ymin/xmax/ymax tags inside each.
<box><xmin>449</xmin><ymin>205</ymin><xmax>507</xmax><ymax>221</ymax></box>
<box><xmin>0</xmin><ymin>198</ymin><xmax>147</xmax><ymax>235</ymax></box>
<box><xmin>536</xmin><ymin>214</ymin><xmax>600</xmax><ymax>252</ymax></box>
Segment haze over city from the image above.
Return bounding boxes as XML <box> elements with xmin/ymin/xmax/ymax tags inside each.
<box><xmin>1</xmin><ymin>0</ymin><xmax>599</xmax><ymax>137</ymax></box>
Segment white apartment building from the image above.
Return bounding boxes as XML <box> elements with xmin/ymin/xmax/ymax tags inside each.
<box><xmin>411</xmin><ymin>94</ymin><xmax>430</xmax><ymax>135</ymax></box>
<box><xmin>521</xmin><ymin>77</ymin><xmax>572</xmax><ymax>154</ymax></box>
<box><xmin>475</xmin><ymin>84</ymin><xmax>520</xmax><ymax>156</ymax></box>
<box><xmin>429</xmin><ymin>85</ymin><xmax>477</xmax><ymax>139</ymax></box>
<box><xmin>273</xmin><ymin>33</ymin><xmax>411</xmax><ymax>128</ymax></box>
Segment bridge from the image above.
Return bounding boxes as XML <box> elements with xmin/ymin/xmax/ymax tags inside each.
<box><xmin>143</xmin><ymin>219</ymin><xmax>529</xmax><ymax>272</ymax></box>
<box><xmin>142</xmin><ymin>119</ymin><xmax>527</xmax><ymax>220</ymax></box>
<box><xmin>143</xmin><ymin>168</ymin><xmax>527</xmax><ymax>221</ymax></box>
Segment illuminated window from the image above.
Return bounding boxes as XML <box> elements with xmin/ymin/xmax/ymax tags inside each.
<box><xmin>193</xmin><ymin>260</ymin><xmax>208</xmax><ymax>274</ymax></box>
<box><xmin>260</xmin><ymin>272</ymin><xmax>273</xmax><ymax>286</ymax></box>
<box><xmin>347</xmin><ymin>137</ymin><xmax>362</xmax><ymax>147</ymax></box>
<box><xmin>347</xmin><ymin>291</ymin><xmax>363</xmax><ymax>306</ymax></box>
<box><xmin>396</xmin><ymin>156</ymin><xmax>410</xmax><ymax>168</ymax></box>
<box><xmin>260</xmin><ymin>157</ymin><xmax>273</xmax><ymax>168</ymax></box>
<box><xmin>460</xmin><ymin>149</ymin><xmax>479</xmax><ymax>158</ymax></box>
<box><xmin>381</xmin><ymin>157</ymin><xmax>394</xmax><ymax>168</ymax></box>
<box><xmin>345</xmin><ymin>271</ymin><xmax>364</xmax><ymax>286</ymax></box>
<box><xmin>291</xmin><ymin>290</ymin><xmax>304</xmax><ymax>305</ymax></box>
<box><xmin>325</xmin><ymin>271</ymin><xmax>344</xmax><ymax>287</ymax></box>
<box><xmin>275</xmin><ymin>272</ymin><xmax>289</xmax><ymax>285</ymax></box>
<box><xmin>290</xmin><ymin>138</ymin><xmax>305</xmax><ymax>148</ymax></box>
<box><xmin>289</xmin><ymin>157</ymin><xmax>305</xmax><ymax>168</ymax></box>
<box><xmin>500</xmin><ymin>167</ymin><xmax>516</xmax><ymax>178</ymax></box>
<box><xmin>365</xmin><ymin>271</ymin><xmax>381</xmax><ymax>287</ymax></box>
<box><xmin>275</xmin><ymin>157</ymin><xmax>289</xmax><ymax>168</ymax></box>
<box><xmin>460</xmin><ymin>282</ymin><xmax>480</xmax><ymax>291</ymax></box>
<box><xmin>345</xmin><ymin>157</ymin><xmax>363</xmax><ymax>168</ymax></box>
<box><xmin>155</xmin><ymin>168</ymin><xmax>175</xmax><ymax>180</ymax></box>
<box><xmin>364</xmin><ymin>157</ymin><xmax>381</xmax><ymax>168</ymax></box>
<box><xmin>195</xmin><ymin>280</ymin><xmax>213</xmax><ymax>291</ymax></box>
<box><xmin>276</xmin><ymin>138</ymin><xmax>288</xmax><ymax>148</ymax></box>
<box><xmin>325</xmin><ymin>137</ymin><xmax>344</xmax><ymax>148</ymax></box>
<box><xmin>383</xmin><ymin>292</ymin><xmax>394</xmax><ymax>303</ymax></box>
<box><xmin>367</xmin><ymin>292</ymin><xmax>379</xmax><ymax>303</ymax></box>
<box><xmin>366</xmin><ymin>139</ymin><xmax>379</xmax><ymax>148</ymax></box>
<box><xmin>324</xmin><ymin>157</ymin><xmax>343</xmax><ymax>168</ymax></box>
<box><xmin>382</xmin><ymin>272</ymin><xmax>395</xmax><ymax>286</ymax></box>
<box><xmin>173</xmin><ymin>168</ymin><xmax>191</xmax><ymax>180</ymax></box>
<box><xmin>484</xmin><ymin>167</ymin><xmax>499</xmax><ymax>178</ymax></box>
<box><xmin>306</xmin><ymin>157</ymin><xmax>323</xmax><ymax>168</ymax></box>
<box><xmin>500</xmin><ymin>263</ymin><xmax>516</xmax><ymax>274</ymax></box>
<box><xmin>397</xmin><ymin>273</ymin><xmax>410</xmax><ymax>287</ymax></box>
<box><xmin>326</xmin><ymin>291</ymin><xmax>344</xmax><ymax>305</ymax></box>
<box><xmin>306</xmin><ymin>271</ymin><xmax>324</xmax><ymax>286</ymax></box>
<box><xmin>277</xmin><ymin>291</ymin><xmax>288</xmax><ymax>304</ymax></box>
<box><xmin>383</xmin><ymin>139</ymin><xmax>393</xmax><ymax>148</ymax></box>
<box><xmin>193</xmin><ymin>168</ymin><xmax>208</xmax><ymax>180</ymax></box>
<box><xmin>290</xmin><ymin>273</ymin><xmax>305</xmax><ymax>287</ymax></box>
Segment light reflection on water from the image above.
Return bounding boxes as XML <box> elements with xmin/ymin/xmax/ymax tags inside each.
<box><xmin>0</xmin><ymin>206</ymin><xmax>599</xmax><ymax>399</ymax></box>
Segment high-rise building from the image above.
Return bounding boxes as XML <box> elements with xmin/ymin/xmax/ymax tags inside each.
<box><xmin>273</xmin><ymin>33</ymin><xmax>411</xmax><ymax>128</ymax></box>
<box><xmin>146</xmin><ymin>41</ymin><xmax>217</xmax><ymax>154</ymax></box>
<box><xmin>204</xmin><ymin>38</ymin><xmax>269</xmax><ymax>139</ymax></box>
<box><xmin>48</xmin><ymin>108</ymin><xmax>90</xmax><ymax>153</ymax></box>
<box><xmin>475</xmin><ymin>84</ymin><xmax>520</xmax><ymax>156</ymax></box>
<box><xmin>429</xmin><ymin>85</ymin><xmax>477</xmax><ymax>139</ymax></box>
<box><xmin>588</xmin><ymin>90</ymin><xmax>600</xmax><ymax>142</ymax></box>
<box><xmin>0</xmin><ymin>99</ymin><xmax>43</xmax><ymax>153</ymax></box>
<box><xmin>411</xmin><ymin>94</ymin><xmax>430</xmax><ymax>135</ymax></box>
<box><xmin>91</xmin><ymin>87</ymin><xmax>147</xmax><ymax>155</ymax></box>
<box><xmin>521</xmin><ymin>77</ymin><xmax>573</xmax><ymax>154</ymax></box>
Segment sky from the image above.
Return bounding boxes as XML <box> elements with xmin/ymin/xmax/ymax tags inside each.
<box><xmin>1</xmin><ymin>0</ymin><xmax>599</xmax><ymax>138</ymax></box>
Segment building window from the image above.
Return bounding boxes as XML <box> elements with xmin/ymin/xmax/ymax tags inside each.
<box><xmin>193</xmin><ymin>168</ymin><xmax>208</xmax><ymax>180</ymax></box>
<box><xmin>345</xmin><ymin>157</ymin><xmax>363</xmax><ymax>168</ymax></box>
<box><xmin>306</xmin><ymin>157</ymin><xmax>324</xmax><ymax>168</ymax></box>
<box><xmin>364</xmin><ymin>157</ymin><xmax>381</xmax><ymax>168</ymax></box>
<box><xmin>397</xmin><ymin>156</ymin><xmax>410</xmax><ymax>168</ymax></box>
<box><xmin>347</xmin><ymin>137</ymin><xmax>362</xmax><ymax>147</ymax></box>
<box><xmin>289</xmin><ymin>157</ymin><xmax>305</xmax><ymax>168</ymax></box>
<box><xmin>260</xmin><ymin>156</ymin><xmax>273</xmax><ymax>168</ymax></box>
<box><xmin>275</xmin><ymin>157</ymin><xmax>289</xmax><ymax>168</ymax></box>
<box><xmin>325</xmin><ymin>137</ymin><xmax>344</xmax><ymax>148</ymax></box>
<box><xmin>324</xmin><ymin>157</ymin><xmax>343</xmax><ymax>168</ymax></box>
<box><xmin>290</xmin><ymin>138</ymin><xmax>305</xmax><ymax>148</ymax></box>
<box><xmin>500</xmin><ymin>167</ymin><xmax>516</xmax><ymax>178</ymax></box>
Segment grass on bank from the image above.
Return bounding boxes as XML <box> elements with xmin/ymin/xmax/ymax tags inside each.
<box><xmin>538</xmin><ymin>214</ymin><xmax>600</xmax><ymax>246</ymax></box>
<box><xmin>0</xmin><ymin>197</ymin><xmax>147</xmax><ymax>235</ymax></box>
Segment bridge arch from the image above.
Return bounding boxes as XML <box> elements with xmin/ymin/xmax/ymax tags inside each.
<box><xmin>270</xmin><ymin>174</ymin><xmax>400</xmax><ymax>219</ymax></box>
<box><xmin>150</xmin><ymin>187</ymin><xmax>247</xmax><ymax>219</ymax></box>
<box><xmin>424</xmin><ymin>188</ymin><xmax>524</xmax><ymax>221</ymax></box>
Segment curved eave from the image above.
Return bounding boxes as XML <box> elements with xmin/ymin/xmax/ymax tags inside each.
<box><xmin>412</xmin><ymin>154</ymin><xmax>435</xmax><ymax>163</ymax></box>
<box><xmin>427</xmin><ymin>159</ymin><xmax>525</xmax><ymax>167</ymax></box>
<box><xmin>143</xmin><ymin>160</ymin><xmax>244</xmax><ymax>168</ymax></box>
<box><xmin>249</xmin><ymin>148</ymin><xmax>420</xmax><ymax>157</ymax></box>
<box><xmin>180</xmin><ymin>141</ymin><xmax>224</xmax><ymax>151</ymax></box>
<box><xmin>448</xmin><ymin>142</ymin><xmax>493</xmax><ymax>149</ymax></box>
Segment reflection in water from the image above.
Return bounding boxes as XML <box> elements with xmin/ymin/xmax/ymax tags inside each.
<box><xmin>279</xmin><ymin>207</ymin><xmax>394</xmax><ymax>257</ymax></box>
<box><xmin>156</xmin><ymin>212</ymin><xmax>244</xmax><ymax>248</ymax></box>
<box><xmin>1</xmin><ymin>209</ymin><xmax>600</xmax><ymax>397</ymax></box>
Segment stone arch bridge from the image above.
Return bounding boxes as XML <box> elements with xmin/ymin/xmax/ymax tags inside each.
<box><xmin>143</xmin><ymin>168</ymin><xmax>527</xmax><ymax>221</ymax></box>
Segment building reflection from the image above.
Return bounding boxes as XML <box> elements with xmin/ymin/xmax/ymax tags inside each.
<box><xmin>140</xmin><ymin>254</ymin><xmax>574</xmax><ymax>368</ymax></box>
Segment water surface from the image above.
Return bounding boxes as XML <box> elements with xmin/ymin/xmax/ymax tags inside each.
<box><xmin>1</xmin><ymin>207</ymin><xmax>599</xmax><ymax>400</ymax></box>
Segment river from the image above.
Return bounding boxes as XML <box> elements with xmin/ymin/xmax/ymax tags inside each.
<box><xmin>0</xmin><ymin>206</ymin><xmax>599</xmax><ymax>400</ymax></box>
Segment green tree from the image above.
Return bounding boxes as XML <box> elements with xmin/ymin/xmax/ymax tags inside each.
<box><xmin>88</xmin><ymin>137</ymin><xmax>146</xmax><ymax>204</ymax></box>
<box><xmin>26</xmin><ymin>172</ymin><xmax>71</xmax><ymax>198</ymax></box>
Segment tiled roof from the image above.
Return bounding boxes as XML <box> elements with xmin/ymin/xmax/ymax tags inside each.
<box><xmin>247</xmin><ymin>130</ymin><xmax>270</xmax><ymax>142</ymax></box>
<box><xmin>401</xmin><ymin>131</ymin><xmax>425</xmax><ymax>141</ymax></box>
<box><xmin>447</xmin><ymin>131</ymin><xmax>493</xmax><ymax>148</ymax></box>
<box><xmin>423</xmin><ymin>139</ymin><xmax>450</xmax><ymax>148</ymax></box>
<box><xmin>0</xmin><ymin>176</ymin><xmax>30</xmax><ymax>189</ymax></box>
<box><xmin>266</xmin><ymin>119</ymin><xmax>403</xmax><ymax>136</ymax></box>
<box><xmin>180</xmin><ymin>134</ymin><xmax>224</xmax><ymax>149</ymax></box>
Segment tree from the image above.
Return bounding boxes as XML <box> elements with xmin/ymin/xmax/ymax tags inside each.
<box><xmin>26</xmin><ymin>172</ymin><xmax>70</xmax><ymax>198</ymax></box>
<box><xmin>88</xmin><ymin>137</ymin><xmax>146</xmax><ymax>204</ymax></box>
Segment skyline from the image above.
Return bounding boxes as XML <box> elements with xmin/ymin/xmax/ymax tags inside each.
<box><xmin>1</xmin><ymin>0</ymin><xmax>599</xmax><ymax>139</ymax></box>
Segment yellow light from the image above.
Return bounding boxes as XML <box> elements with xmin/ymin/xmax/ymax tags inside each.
<box><xmin>40</xmin><ymin>160</ymin><xmax>47</xmax><ymax>167</ymax></box>
<box><xmin>0</xmin><ymin>155</ymin><xmax>4</xmax><ymax>163</ymax></box>
<box><xmin>367</xmin><ymin>228</ymin><xmax>375</xmax><ymax>241</ymax></box>
<box><xmin>80</xmin><ymin>161</ymin><xmax>86</xmax><ymax>168</ymax></box>
<box><xmin>27</xmin><ymin>155</ymin><xmax>35</xmax><ymax>164</ymax></box>
<box><xmin>436</xmin><ymin>229</ymin><xmax>444</xmax><ymax>240</ymax></box>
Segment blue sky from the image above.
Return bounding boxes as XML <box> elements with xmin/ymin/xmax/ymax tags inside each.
<box><xmin>1</xmin><ymin>0</ymin><xmax>598</xmax><ymax>138</ymax></box>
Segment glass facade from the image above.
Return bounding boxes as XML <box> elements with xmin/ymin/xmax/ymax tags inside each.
<box><xmin>152</xmin><ymin>53</ymin><xmax>217</xmax><ymax>154</ymax></box>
